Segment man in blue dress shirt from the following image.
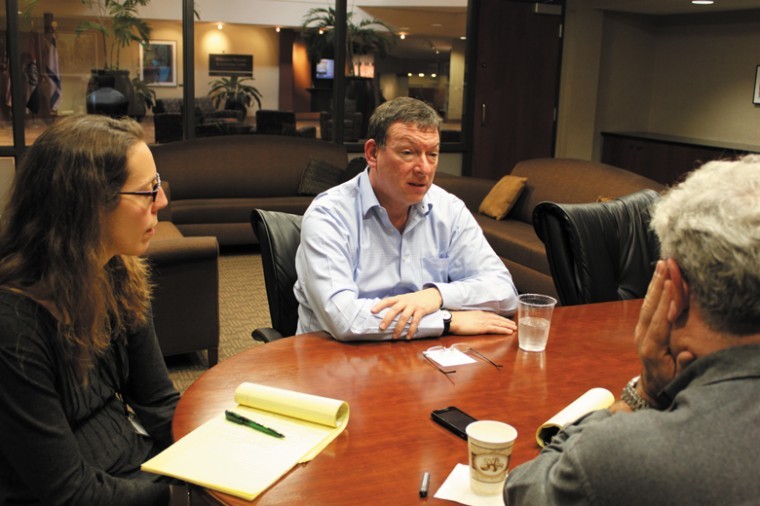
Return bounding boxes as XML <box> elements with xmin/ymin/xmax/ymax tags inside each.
<box><xmin>294</xmin><ymin>97</ymin><xmax>519</xmax><ymax>341</ymax></box>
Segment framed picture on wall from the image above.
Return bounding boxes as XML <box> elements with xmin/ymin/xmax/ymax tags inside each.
<box><xmin>140</xmin><ymin>40</ymin><xmax>177</xmax><ymax>86</ymax></box>
<box><xmin>754</xmin><ymin>65</ymin><xmax>760</xmax><ymax>105</ymax></box>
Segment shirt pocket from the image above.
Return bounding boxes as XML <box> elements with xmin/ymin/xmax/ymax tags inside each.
<box><xmin>421</xmin><ymin>257</ymin><xmax>450</xmax><ymax>283</ymax></box>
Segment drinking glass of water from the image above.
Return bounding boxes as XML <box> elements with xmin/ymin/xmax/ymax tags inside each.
<box><xmin>517</xmin><ymin>294</ymin><xmax>558</xmax><ymax>352</ymax></box>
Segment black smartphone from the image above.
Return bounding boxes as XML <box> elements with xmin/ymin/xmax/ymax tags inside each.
<box><xmin>431</xmin><ymin>406</ymin><xmax>478</xmax><ymax>439</ymax></box>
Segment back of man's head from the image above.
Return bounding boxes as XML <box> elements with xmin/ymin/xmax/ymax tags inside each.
<box><xmin>367</xmin><ymin>97</ymin><xmax>441</xmax><ymax>148</ymax></box>
<box><xmin>651</xmin><ymin>155</ymin><xmax>760</xmax><ymax>336</ymax></box>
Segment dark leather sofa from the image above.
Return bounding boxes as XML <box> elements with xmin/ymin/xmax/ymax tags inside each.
<box><xmin>435</xmin><ymin>158</ymin><xmax>664</xmax><ymax>297</ymax></box>
<box><xmin>153</xmin><ymin>97</ymin><xmax>246</xmax><ymax>143</ymax></box>
<box><xmin>144</xmin><ymin>182</ymin><xmax>220</xmax><ymax>365</ymax></box>
<box><xmin>149</xmin><ymin>134</ymin><xmax>348</xmax><ymax>246</ymax></box>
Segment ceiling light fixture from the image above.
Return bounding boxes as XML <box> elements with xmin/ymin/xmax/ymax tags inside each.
<box><xmin>691</xmin><ymin>0</ymin><xmax>714</xmax><ymax>4</ymax></box>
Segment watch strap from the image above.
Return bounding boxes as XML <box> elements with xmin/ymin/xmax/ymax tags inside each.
<box><xmin>442</xmin><ymin>310</ymin><xmax>452</xmax><ymax>335</ymax></box>
<box><xmin>621</xmin><ymin>375</ymin><xmax>650</xmax><ymax>411</ymax></box>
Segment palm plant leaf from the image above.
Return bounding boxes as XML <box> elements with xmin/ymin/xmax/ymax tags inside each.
<box><xmin>300</xmin><ymin>7</ymin><xmax>395</xmax><ymax>74</ymax></box>
<box><xmin>208</xmin><ymin>76</ymin><xmax>262</xmax><ymax>111</ymax></box>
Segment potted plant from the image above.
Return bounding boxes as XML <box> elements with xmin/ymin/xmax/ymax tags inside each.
<box><xmin>76</xmin><ymin>0</ymin><xmax>152</xmax><ymax>117</ymax></box>
<box><xmin>74</xmin><ymin>0</ymin><xmax>152</xmax><ymax>71</ymax></box>
<box><xmin>300</xmin><ymin>7</ymin><xmax>395</xmax><ymax>76</ymax></box>
<box><xmin>130</xmin><ymin>76</ymin><xmax>155</xmax><ymax>121</ymax></box>
<box><xmin>208</xmin><ymin>76</ymin><xmax>263</xmax><ymax>117</ymax></box>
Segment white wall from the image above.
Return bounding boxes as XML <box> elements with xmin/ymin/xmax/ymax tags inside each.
<box><xmin>143</xmin><ymin>20</ymin><xmax>280</xmax><ymax>115</ymax></box>
<box><xmin>557</xmin><ymin>2</ymin><xmax>760</xmax><ymax>161</ymax></box>
<box><xmin>647</xmin><ymin>17</ymin><xmax>760</xmax><ymax>143</ymax></box>
<box><xmin>194</xmin><ymin>23</ymin><xmax>280</xmax><ymax>114</ymax></box>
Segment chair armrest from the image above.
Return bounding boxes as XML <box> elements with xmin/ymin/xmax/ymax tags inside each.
<box><xmin>251</xmin><ymin>327</ymin><xmax>286</xmax><ymax>343</ymax></box>
<box><xmin>147</xmin><ymin>236</ymin><xmax>218</xmax><ymax>265</ymax></box>
<box><xmin>145</xmin><ymin>235</ymin><xmax>220</xmax><ymax>364</ymax></box>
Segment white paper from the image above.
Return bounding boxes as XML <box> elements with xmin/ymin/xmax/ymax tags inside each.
<box><xmin>423</xmin><ymin>348</ymin><xmax>477</xmax><ymax>367</ymax></box>
<box><xmin>434</xmin><ymin>464</ymin><xmax>506</xmax><ymax>506</ymax></box>
<box><xmin>535</xmin><ymin>387</ymin><xmax>614</xmax><ymax>447</ymax></box>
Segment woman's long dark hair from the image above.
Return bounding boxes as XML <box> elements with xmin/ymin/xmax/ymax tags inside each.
<box><xmin>0</xmin><ymin>115</ymin><xmax>152</xmax><ymax>380</ymax></box>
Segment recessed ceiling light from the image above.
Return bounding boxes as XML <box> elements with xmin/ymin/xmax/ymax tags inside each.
<box><xmin>692</xmin><ymin>1</ymin><xmax>714</xmax><ymax>4</ymax></box>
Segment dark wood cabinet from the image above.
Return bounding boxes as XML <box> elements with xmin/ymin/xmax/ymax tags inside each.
<box><xmin>602</xmin><ymin>132</ymin><xmax>759</xmax><ymax>185</ymax></box>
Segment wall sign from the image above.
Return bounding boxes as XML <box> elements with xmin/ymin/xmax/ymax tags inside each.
<box><xmin>209</xmin><ymin>54</ymin><xmax>253</xmax><ymax>77</ymax></box>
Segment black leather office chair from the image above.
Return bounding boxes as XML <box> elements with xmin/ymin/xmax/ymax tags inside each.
<box><xmin>532</xmin><ymin>189</ymin><xmax>661</xmax><ymax>306</ymax></box>
<box><xmin>250</xmin><ymin>209</ymin><xmax>303</xmax><ymax>342</ymax></box>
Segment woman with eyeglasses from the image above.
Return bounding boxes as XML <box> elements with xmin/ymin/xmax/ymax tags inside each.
<box><xmin>0</xmin><ymin>115</ymin><xmax>187</xmax><ymax>505</ymax></box>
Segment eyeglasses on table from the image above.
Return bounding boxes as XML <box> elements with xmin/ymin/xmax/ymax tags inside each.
<box><xmin>423</xmin><ymin>343</ymin><xmax>503</xmax><ymax>375</ymax></box>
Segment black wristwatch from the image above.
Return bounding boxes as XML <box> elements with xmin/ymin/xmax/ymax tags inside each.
<box><xmin>441</xmin><ymin>310</ymin><xmax>452</xmax><ymax>336</ymax></box>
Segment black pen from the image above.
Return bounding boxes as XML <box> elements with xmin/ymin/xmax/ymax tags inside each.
<box><xmin>224</xmin><ymin>410</ymin><xmax>285</xmax><ymax>439</ymax></box>
<box><xmin>419</xmin><ymin>471</ymin><xmax>430</xmax><ymax>498</ymax></box>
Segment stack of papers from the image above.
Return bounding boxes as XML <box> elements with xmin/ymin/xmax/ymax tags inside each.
<box><xmin>142</xmin><ymin>382</ymin><xmax>350</xmax><ymax>500</ymax></box>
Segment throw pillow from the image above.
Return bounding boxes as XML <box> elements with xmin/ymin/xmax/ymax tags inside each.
<box><xmin>341</xmin><ymin>156</ymin><xmax>368</xmax><ymax>183</ymax></box>
<box><xmin>298</xmin><ymin>158</ymin><xmax>345</xmax><ymax>196</ymax></box>
<box><xmin>478</xmin><ymin>175</ymin><xmax>528</xmax><ymax>220</ymax></box>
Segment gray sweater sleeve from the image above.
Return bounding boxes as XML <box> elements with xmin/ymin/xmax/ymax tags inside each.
<box><xmin>504</xmin><ymin>410</ymin><xmax>612</xmax><ymax>506</ymax></box>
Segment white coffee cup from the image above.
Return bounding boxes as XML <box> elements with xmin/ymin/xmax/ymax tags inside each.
<box><xmin>466</xmin><ymin>420</ymin><xmax>518</xmax><ymax>495</ymax></box>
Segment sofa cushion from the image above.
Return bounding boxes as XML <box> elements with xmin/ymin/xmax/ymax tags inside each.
<box><xmin>342</xmin><ymin>157</ymin><xmax>367</xmax><ymax>182</ymax></box>
<box><xmin>298</xmin><ymin>158</ymin><xmax>345</xmax><ymax>196</ymax></box>
<box><xmin>171</xmin><ymin>197</ymin><xmax>314</xmax><ymax>225</ymax></box>
<box><xmin>151</xmin><ymin>135</ymin><xmax>348</xmax><ymax>201</ymax></box>
<box><xmin>474</xmin><ymin>216</ymin><xmax>550</xmax><ymax>276</ymax></box>
<box><xmin>509</xmin><ymin>158</ymin><xmax>664</xmax><ymax>224</ymax></box>
<box><xmin>478</xmin><ymin>175</ymin><xmax>528</xmax><ymax>220</ymax></box>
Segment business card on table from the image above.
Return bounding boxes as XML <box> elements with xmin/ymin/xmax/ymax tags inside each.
<box><xmin>423</xmin><ymin>347</ymin><xmax>477</xmax><ymax>368</ymax></box>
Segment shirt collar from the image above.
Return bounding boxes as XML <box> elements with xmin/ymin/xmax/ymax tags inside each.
<box><xmin>660</xmin><ymin>343</ymin><xmax>760</xmax><ymax>406</ymax></box>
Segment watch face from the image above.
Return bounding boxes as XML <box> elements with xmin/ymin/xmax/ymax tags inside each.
<box><xmin>442</xmin><ymin>310</ymin><xmax>452</xmax><ymax>321</ymax></box>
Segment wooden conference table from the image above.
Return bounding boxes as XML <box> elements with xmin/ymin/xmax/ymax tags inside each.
<box><xmin>173</xmin><ymin>299</ymin><xmax>643</xmax><ymax>505</ymax></box>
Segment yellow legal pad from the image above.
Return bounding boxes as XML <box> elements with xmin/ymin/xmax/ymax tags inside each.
<box><xmin>141</xmin><ymin>382</ymin><xmax>350</xmax><ymax>500</ymax></box>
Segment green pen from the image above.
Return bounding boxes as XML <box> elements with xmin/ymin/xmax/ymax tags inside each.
<box><xmin>224</xmin><ymin>410</ymin><xmax>285</xmax><ymax>439</ymax></box>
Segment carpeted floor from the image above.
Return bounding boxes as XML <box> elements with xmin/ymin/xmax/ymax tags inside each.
<box><xmin>165</xmin><ymin>252</ymin><xmax>270</xmax><ymax>392</ymax></box>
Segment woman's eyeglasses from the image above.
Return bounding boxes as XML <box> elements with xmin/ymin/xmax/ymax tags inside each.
<box><xmin>120</xmin><ymin>173</ymin><xmax>162</xmax><ymax>203</ymax></box>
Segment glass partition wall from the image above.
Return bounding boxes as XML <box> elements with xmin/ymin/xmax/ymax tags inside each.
<box><xmin>1</xmin><ymin>0</ymin><xmax>468</xmax><ymax>158</ymax></box>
